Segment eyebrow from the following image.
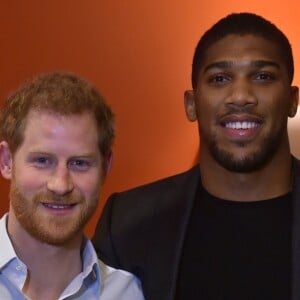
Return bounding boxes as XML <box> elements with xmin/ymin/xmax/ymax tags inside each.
<box><xmin>204</xmin><ymin>60</ymin><xmax>281</xmax><ymax>72</ymax></box>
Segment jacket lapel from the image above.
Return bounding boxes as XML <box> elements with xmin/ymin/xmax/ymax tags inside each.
<box><xmin>145</xmin><ymin>166</ymin><xmax>200</xmax><ymax>300</ymax></box>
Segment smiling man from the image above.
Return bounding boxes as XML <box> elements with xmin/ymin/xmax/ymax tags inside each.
<box><xmin>0</xmin><ymin>72</ymin><xmax>144</xmax><ymax>299</ymax></box>
<box><xmin>93</xmin><ymin>13</ymin><xmax>300</xmax><ymax>300</ymax></box>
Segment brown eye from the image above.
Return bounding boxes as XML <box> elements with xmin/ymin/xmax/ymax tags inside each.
<box><xmin>208</xmin><ymin>73</ymin><xmax>231</xmax><ymax>85</ymax></box>
<box><xmin>255</xmin><ymin>72</ymin><xmax>275</xmax><ymax>81</ymax></box>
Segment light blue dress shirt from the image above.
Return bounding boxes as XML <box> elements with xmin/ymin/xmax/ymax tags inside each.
<box><xmin>0</xmin><ymin>214</ymin><xmax>144</xmax><ymax>299</ymax></box>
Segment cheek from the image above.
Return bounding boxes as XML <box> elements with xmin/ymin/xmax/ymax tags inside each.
<box><xmin>197</xmin><ymin>103</ymin><xmax>217</xmax><ymax>131</ymax></box>
<box><xmin>12</xmin><ymin>167</ymin><xmax>46</xmax><ymax>197</ymax></box>
<box><xmin>267</xmin><ymin>98</ymin><xmax>290</xmax><ymax>122</ymax></box>
<box><xmin>73</xmin><ymin>173</ymin><xmax>102</xmax><ymax>198</ymax></box>
<box><xmin>196</xmin><ymin>96</ymin><xmax>218</xmax><ymax>118</ymax></box>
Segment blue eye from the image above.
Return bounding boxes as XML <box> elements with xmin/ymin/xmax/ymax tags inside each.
<box><xmin>69</xmin><ymin>159</ymin><xmax>91</xmax><ymax>171</ymax></box>
<box><xmin>32</xmin><ymin>156</ymin><xmax>53</xmax><ymax>168</ymax></box>
<box><xmin>37</xmin><ymin>157</ymin><xmax>49</xmax><ymax>163</ymax></box>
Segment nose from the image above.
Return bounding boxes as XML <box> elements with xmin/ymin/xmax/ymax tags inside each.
<box><xmin>225</xmin><ymin>78</ymin><xmax>258</xmax><ymax>108</ymax></box>
<box><xmin>47</xmin><ymin>165</ymin><xmax>74</xmax><ymax>196</ymax></box>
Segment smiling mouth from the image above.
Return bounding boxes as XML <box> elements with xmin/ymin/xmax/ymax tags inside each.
<box><xmin>224</xmin><ymin>121</ymin><xmax>261</xmax><ymax>129</ymax></box>
<box><xmin>42</xmin><ymin>203</ymin><xmax>77</xmax><ymax>209</ymax></box>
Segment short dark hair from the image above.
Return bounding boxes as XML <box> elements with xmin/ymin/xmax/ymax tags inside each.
<box><xmin>0</xmin><ymin>72</ymin><xmax>115</xmax><ymax>171</ymax></box>
<box><xmin>191</xmin><ymin>12</ymin><xmax>294</xmax><ymax>89</ymax></box>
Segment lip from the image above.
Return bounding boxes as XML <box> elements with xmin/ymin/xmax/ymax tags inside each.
<box><xmin>41</xmin><ymin>202</ymin><xmax>78</xmax><ymax>216</ymax></box>
<box><xmin>219</xmin><ymin>114</ymin><xmax>264</xmax><ymax>141</ymax></box>
<box><xmin>219</xmin><ymin>113</ymin><xmax>263</xmax><ymax>124</ymax></box>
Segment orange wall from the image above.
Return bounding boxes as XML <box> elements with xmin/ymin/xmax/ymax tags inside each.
<box><xmin>1</xmin><ymin>1</ymin><xmax>299</xmax><ymax>237</ymax></box>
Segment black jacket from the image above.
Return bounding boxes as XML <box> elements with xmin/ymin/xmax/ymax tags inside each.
<box><xmin>93</xmin><ymin>159</ymin><xmax>300</xmax><ymax>300</ymax></box>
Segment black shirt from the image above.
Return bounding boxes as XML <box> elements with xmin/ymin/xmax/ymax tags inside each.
<box><xmin>176</xmin><ymin>188</ymin><xmax>292</xmax><ymax>300</ymax></box>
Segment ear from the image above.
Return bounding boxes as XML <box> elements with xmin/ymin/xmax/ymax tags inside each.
<box><xmin>184</xmin><ymin>90</ymin><xmax>197</xmax><ymax>122</ymax></box>
<box><xmin>288</xmin><ymin>86</ymin><xmax>299</xmax><ymax>118</ymax></box>
<box><xmin>0</xmin><ymin>141</ymin><xmax>12</xmax><ymax>180</ymax></box>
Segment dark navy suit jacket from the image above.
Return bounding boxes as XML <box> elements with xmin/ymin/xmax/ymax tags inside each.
<box><xmin>93</xmin><ymin>159</ymin><xmax>300</xmax><ymax>300</ymax></box>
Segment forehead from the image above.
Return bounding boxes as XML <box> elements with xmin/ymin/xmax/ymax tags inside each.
<box><xmin>24</xmin><ymin>109</ymin><xmax>97</xmax><ymax>129</ymax></box>
<box><xmin>20</xmin><ymin>110</ymin><xmax>99</xmax><ymax>152</ymax></box>
<box><xmin>202</xmin><ymin>34</ymin><xmax>284</xmax><ymax>69</ymax></box>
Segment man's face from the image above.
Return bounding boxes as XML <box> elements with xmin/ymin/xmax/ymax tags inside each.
<box><xmin>4</xmin><ymin>110</ymin><xmax>103</xmax><ymax>245</ymax></box>
<box><xmin>185</xmin><ymin>34</ymin><xmax>298</xmax><ymax>172</ymax></box>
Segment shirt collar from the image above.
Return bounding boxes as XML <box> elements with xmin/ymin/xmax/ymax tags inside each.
<box><xmin>0</xmin><ymin>213</ymin><xmax>18</xmax><ymax>270</ymax></box>
<box><xmin>0</xmin><ymin>213</ymin><xmax>101</xmax><ymax>296</ymax></box>
<box><xmin>61</xmin><ymin>238</ymin><xmax>101</xmax><ymax>297</ymax></box>
<box><xmin>81</xmin><ymin>237</ymin><xmax>101</xmax><ymax>282</ymax></box>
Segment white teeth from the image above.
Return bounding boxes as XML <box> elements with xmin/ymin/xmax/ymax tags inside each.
<box><xmin>44</xmin><ymin>204</ymin><xmax>71</xmax><ymax>209</ymax></box>
<box><xmin>225</xmin><ymin>121</ymin><xmax>258</xmax><ymax>129</ymax></box>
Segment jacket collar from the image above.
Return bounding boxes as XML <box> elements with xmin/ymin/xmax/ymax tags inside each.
<box><xmin>145</xmin><ymin>165</ymin><xmax>200</xmax><ymax>300</ymax></box>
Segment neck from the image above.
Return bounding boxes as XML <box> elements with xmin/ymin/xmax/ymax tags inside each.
<box><xmin>7</xmin><ymin>214</ymin><xmax>83</xmax><ymax>300</ymax></box>
<box><xmin>199</xmin><ymin>144</ymin><xmax>293</xmax><ymax>202</ymax></box>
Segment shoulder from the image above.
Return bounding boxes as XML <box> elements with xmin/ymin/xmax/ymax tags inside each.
<box><xmin>93</xmin><ymin>166</ymin><xmax>200</xmax><ymax>277</ymax></box>
<box><xmin>98</xmin><ymin>260</ymin><xmax>145</xmax><ymax>300</ymax></box>
<box><xmin>108</xmin><ymin>165</ymin><xmax>200</xmax><ymax>207</ymax></box>
<box><xmin>98</xmin><ymin>165</ymin><xmax>200</xmax><ymax>243</ymax></box>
